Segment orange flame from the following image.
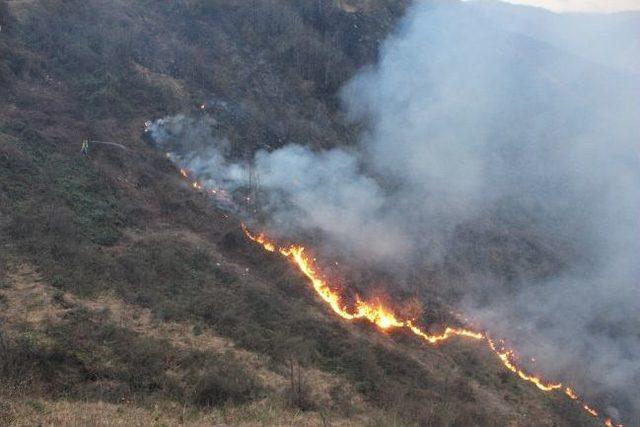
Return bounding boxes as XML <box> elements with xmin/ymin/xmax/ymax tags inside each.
<box><xmin>566</xmin><ymin>387</ymin><xmax>579</xmax><ymax>400</ymax></box>
<box><xmin>605</xmin><ymin>418</ymin><xmax>622</xmax><ymax>427</ymax></box>
<box><xmin>408</xmin><ymin>321</ymin><xmax>484</xmax><ymax>344</ymax></box>
<box><xmin>585</xmin><ymin>405</ymin><xmax>599</xmax><ymax>417</ymax></box>
<box><xmin>487</xmin><ymin>338</ymin><xmax>562</xmax><ymax>392</ymax></box>
<box><xmin>241</xmin><ymin>225</ymin><xmax>622</xmax><ymax>426</ymax></box>
<box><xmin>178</xmin><ymin>167</ymin><xmax>234</xmax><ymax>206</ymax></box>
<box><xmin>242</xmin><ymin>225</ymin><xmax>277</xmax><ymax>253</ymax></box>
<box><xmin>355</xmin><ymin>297</ymin><xmax>405</xmax><ymax>329</ymax></box>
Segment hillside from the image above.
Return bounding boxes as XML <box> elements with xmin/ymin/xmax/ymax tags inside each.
<box><xmin>0</xmin><ymin>1</ymin><xmax>615</xmax><ymax>425</ymax></box>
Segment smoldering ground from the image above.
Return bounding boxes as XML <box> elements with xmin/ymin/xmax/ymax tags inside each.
<box><xmin>149</xmin><ymin>1</ymin><xmax>640</xmax><ymax>423</ymax></box>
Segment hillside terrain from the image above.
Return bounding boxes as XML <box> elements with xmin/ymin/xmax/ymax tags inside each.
<box><xmin>0</xmin><ymin>1</ymin><xmax>610</xmax><ymax>425</ymax></box>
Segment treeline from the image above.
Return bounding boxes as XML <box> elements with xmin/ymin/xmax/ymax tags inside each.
<box><xmin>5</xmin><ymin>0</ymin><xmax>407</xmax><ymax>149</ymax></box>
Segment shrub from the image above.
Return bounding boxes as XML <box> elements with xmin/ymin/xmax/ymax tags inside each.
<box><xmin>283</xmin><ymin>359</ymin><xmax>316</xmax><ymax>411</ymax></box>
<box><xmin>193</xmin><ymin>353</ymin><xmax>263</xmax><ymax>407</ymax></box>
<box><xmin>0</xmin><ymin>399</ymin><xmax>16</xmax><ymax>426</ymax></box>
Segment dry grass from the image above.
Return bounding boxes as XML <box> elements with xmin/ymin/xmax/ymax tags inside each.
<box><xmin>0</xmin><ymin>1</ymin><xmax>601</xmax><ymax>423</ymax></box>
<box><xmin>132</xmin><ymin>62</ymin><xmax>187</xmax><ymax>101</ymax></box>
<box><xmin>6</xmin><ymin>0</ymin><xmax>38</xmax><ymax>21</ymax></box>
<box><xmin>3</xmin><ymin>398</ymin><xmax>375</xmax><ymax>427</ymax></box>
<box><xmin>0</xmin><ymin>262</ymin><xmax>378</xmax><ymax>426</ymax></box>
<box><xmin>0</xmin><ymin>264</ymin><xmax>65</xmax><ymax>332</ymax></box>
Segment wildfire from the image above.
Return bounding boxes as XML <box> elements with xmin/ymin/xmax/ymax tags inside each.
<box><xmin>566</xmin><ymin>387</ymin><xmax>579</xmax><ymax>400</ymax></box>
<box><xmin>176</xmin><ymin>167</ymin><xmax>233</xmax><ymax>205</ymax></box>
<box><xmin>487</xmin><ymin>338</ymin><xmax>562</xmax><ymax>392</ymax></box>
<box><xmin>241</xmin><ymin>224</ymin><xmax>623</xmax><ymax>427</ymax></box>
<box><xmin>355</xmin><ymin>297</ymin><xmax>405</xmax><ymax>329</ymax></box>
<box><xmin>585</xmin><ymin>405</ymin><xmax>599</xmax><ymax>417</ymax></box>
<box><xmin>409</xmin><ymin>321</ymin><xmax>484</xmax><ymax>344</ymax></box>
<box><xmin>276</xmin><ymin>242</ymin><xmax>355</xmax><ymax>320</ymax></box>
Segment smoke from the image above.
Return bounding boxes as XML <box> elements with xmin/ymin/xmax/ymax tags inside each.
<box><xmin>148</xmin><ymin>1</ymin><xmax>640</xmax><ymax>422</ymax></box>
<box><xmin>339</xmin><ymin>1</ymin><xmax>640</xmax><ymax>422</ymax></box>
<box><xmin>252</xmin><ymin>145</ymin><xmax>412</xmax><ymax>260</ymax></box>
<box><xmin>148</xmin><ymin>115</ymin><xmax>410</xmax><ymax>260</ymax></box>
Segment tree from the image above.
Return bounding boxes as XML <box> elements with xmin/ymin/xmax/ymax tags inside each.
<box><xmin>0</xmin><ymin>1</ymin><xmax>12</xmax><ymax>33</ymax></box>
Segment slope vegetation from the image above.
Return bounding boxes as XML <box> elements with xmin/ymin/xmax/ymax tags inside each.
<box><xmin>0</xmin><ymin>1</ymin><xmax>597</xmax><ymax>425</ymax></box>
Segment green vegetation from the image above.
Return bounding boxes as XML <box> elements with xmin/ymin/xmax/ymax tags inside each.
<box><xmin>0</xmin><ymin>306</ymin><xmax>265</xmax><ymax>407</ymax></box>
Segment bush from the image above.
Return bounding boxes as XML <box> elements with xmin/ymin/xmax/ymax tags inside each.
<box><xmin>283</xmin><ymin>359</ymin><xmax>316</xmax><ymax>411</ymax></box>
<box><xmin>0</xmin><ymin>399</ymin><xmax>16</xmax><ymax>426</ymax></box>
<box><xmin>193</xmin><ymin>353</ymin><xmax>263</xmax><ymax>407</ymax></box>
<box><xmin>0</xmin><ymin>3</ymin><xmax>12</xmax><ymax>32</ymax></box>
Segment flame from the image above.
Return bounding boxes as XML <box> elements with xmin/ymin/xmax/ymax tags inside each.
<box><xmin>241</xmin><ymin>225</ymin><xmax>622</xmax><ymax>426</ymax></box>
<box><xmin>566</xmin><ymin>387</ymin><xmax>579</xmax><ymax>400</ymax></box>
<box><xmin>177</xmin><ymin>167</ymin><xmax>234</xmax><ymax>206</ymax></box>
<box><xmin>242</xmin><ymin>225</ymin><xmax>277</xmax><ymax>253</ymax></box>
<box><xmin>278</xmin><ymin>243</ymin><xmax>355</xmax><ymax>320</ymax></box>
<box><xmin>355</xmin><ymin>297</ymin><xmax>405</xmax><ymax>329</ymax></box>
<box><xmin>409</xmin><ymin>321</ymin><xmax>484</xmax><ymax>344</ymax></box>
<box><xmin>487</xmin><ymin>338</ymin><xmax>562</xmax><ymax>392</ymax></box>
<box><xmin>585</xmin><ymin>405</ymin><xmax>599</xmax><ymax>417</ymax></box>
<box><xmin>244</xmin><ymin>226</ymin><xmax>561</xmax><ymax>390</ymax></box>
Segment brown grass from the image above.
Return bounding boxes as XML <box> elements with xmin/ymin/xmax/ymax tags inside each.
<box><xmin>4</xmin><ymin>398</ymin><xmax>379</xmax><ymax>427</ymax></box>
<box><xmin>0</xmin><ymin>262</ymin><xmax>378</xmax><ymax>426</ymax></box>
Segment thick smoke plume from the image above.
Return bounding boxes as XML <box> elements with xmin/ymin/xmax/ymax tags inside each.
<box><xmin>149</xmin><ymin>1</ymin><xmax>640</xmax><ymax>422</ymax></box>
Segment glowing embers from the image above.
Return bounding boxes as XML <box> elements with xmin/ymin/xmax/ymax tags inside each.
<box><xmin>177</xmin><ymin>166</ymin><xmax>233</xmax><ymax>205</ymax></box>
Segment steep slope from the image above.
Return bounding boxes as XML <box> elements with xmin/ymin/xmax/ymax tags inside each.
<box><xmin>0</xmin><ymin>1</ymin><xmax>603</xmax><ymax>425</ymax></box>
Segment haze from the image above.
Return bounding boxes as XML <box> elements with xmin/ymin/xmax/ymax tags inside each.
<box><xmin>496</xmin><ymin>0</ymin><xmax>640</xmax><ymax>13</ymax></box>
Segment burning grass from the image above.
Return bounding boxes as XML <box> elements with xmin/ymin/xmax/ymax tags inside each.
<box><xmin>0</xmin><ymin>1</ymin><xmax>616</xmax><ymax>424</ymax></box>
<box><xmin>243</xmin><ymin>225</ymin><xmax>617</xmax><ymax>426</ymax></box>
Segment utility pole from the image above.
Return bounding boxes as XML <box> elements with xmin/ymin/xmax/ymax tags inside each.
<box><xmin>245</xmin><ymin>147</ymin><xmax>259</xmax><ymax>216</ymax></box>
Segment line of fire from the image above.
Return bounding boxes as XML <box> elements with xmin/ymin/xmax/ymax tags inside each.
<box><xmin>181</xmin><ymin>166</ymin><xmax>622</xmax><ymax>427</ymax></box>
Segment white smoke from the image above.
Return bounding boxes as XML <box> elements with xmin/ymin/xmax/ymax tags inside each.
<box><xmin>149</xmin><ymin>2</ymin><xmax>640</xmax><ymax>423</ymax></box>
<box><xmin>253</xmin><ymin>145</ymin><xmax>411</xmax><ymax>260</ymax></box>
<box><xmin>340</xmin><ymin>2</ymin><xmax>640</xmax><ymax>423</ymax></box>
<box><xmin>148</xmin><ymin>116</ymin><xmax>410</xmax><ymax>261</ymax></box>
